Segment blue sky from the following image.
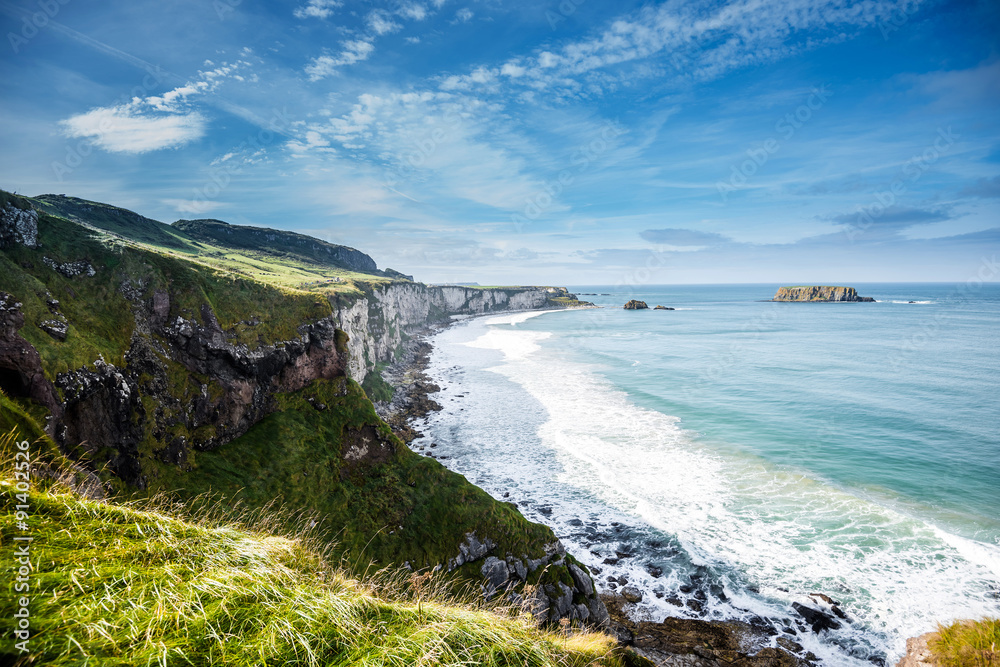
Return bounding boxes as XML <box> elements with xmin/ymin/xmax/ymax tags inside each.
<box><xmin>1</xmin><ymin>0</ymin><xmax>998</xmax><ymax>284</ymax></box>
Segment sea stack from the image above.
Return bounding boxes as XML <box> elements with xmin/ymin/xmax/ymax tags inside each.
<box><xmin>624</xmin><ymin>300</ymin><xmax>649</xmax><ymax>309</ymax></box>
<box><xmin>772</xmin><ymin>286</ymin><xmax>875</xmax><ymax>302</ymax></box>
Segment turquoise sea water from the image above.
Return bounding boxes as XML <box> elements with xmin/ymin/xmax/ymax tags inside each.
<box><xmin>414</xmin><ymin>283</ymin><xmax>1000</xmax><ymax>665</ymax></box>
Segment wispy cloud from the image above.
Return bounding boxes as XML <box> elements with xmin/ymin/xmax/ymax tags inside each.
<box><xmin>306</xmin><ymin>41</ymin><xmax>376</xmax><ymax>80</ymax></box>
<box><xmin>61</xmin><ymin>106</ymin><xmax>206</xmax><ymax>153</ymax></box>
<box><xmin>58</xmin><ymin>61</ymin><xmax>248</xmax><ymax>153</ymax></box>
<box><xmin>367</xmin><ymin>10</ymin><xmax>402</xmax><ymax>36</ymax></box>
<box><xmin>959</xmin><ymin>176</ymin><xmax>1000</xmax><ymax>199</ymax></box>
<box><xmin>439</xmin><ymin>0</ymin><xmax>929</xmax><ymax>98</ymax></box>
<box><xmin>640</xmin><ymin>228</ymin><xmax>732</xmax><ymax>247</ymax></box>
<box><xmin>294</xmin><ymin>0</ymin><xmax>342</xmax><ymax>20</ymax></box>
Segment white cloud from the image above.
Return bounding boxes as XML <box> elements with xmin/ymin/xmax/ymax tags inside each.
<box><xmin>405</xmin><ymin>36</ymin><xmax>421</xmax><ymax>44</ymax></box>
<box><xmin>441</xmin><ymin>0</ymin><xmax>929</xmax><ymax>98</ymax></box>
<box><xmin>294</xmin><ymin>0</ymin><xmax>342</xmax><ymax>20</ymax></box>
<box><xmin>454</xmin><ymin>8</ymin><xmax>473</xmax><ymax>23</ymax></box>
<box><xmin>61</xmin><ymin>105</ymin><xmax>206</xmax><ymax>153</ymax></box>
<box><xmin>398</xmin><ymin>3</ymin><xmax>428</xmax><ymax>21</ymax></box>
<box><xmin>162</xmin><ymin>198</ymin><xmax>227</xmax><ymax>215</ymax></box>
<box><xmin>57</xmin><ymin>59</ymin><xmax>252</xmax><ymax>154</ymax></box>
<box><xmin>305</xmin><ymin>40</ymin><xmax>376</xmax><ymax>80</ymax></box>
<box><xmin>501</xmin><ymin>62</ymin><xmax>526</xmax><ymax>78</ymax></box>
<box><xmin>311</xmin><ymin>90</ymin><xmax>549</xmax><ymax>211</ymax></box>
<box><xmin>367</xmin><ymin>9</ymin><xmax>402</xmax><ymax>36</ymax></box>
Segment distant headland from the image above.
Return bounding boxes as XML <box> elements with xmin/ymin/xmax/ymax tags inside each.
<box><xmin>772</xmin><ymin>286</ymin><xmax>875</xmax><ymax>302</ymax></box>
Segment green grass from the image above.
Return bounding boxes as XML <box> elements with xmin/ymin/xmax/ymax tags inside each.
<box><xmin>28</xmin><ymin>193</ymin><xmax>395</xmax><ymax>296</ymax></box>
<box><xmin>931</xmin><ymin>619</ymin><xmax>1000</xmax><ymax>667</ymax></box>
<box><xmin>361</xmin><ymin>368</ymin><xmax>395</xmax><ymax>403</ymax></box>
<box><xmin>145</xmin><ymin>378</ymin><xmax>558</xmax><ymax>572</ymax></box>
<box><xmin>0</xmin><ymin>431</ymin><xmax>635</xmax><ymax>667</ymax></box>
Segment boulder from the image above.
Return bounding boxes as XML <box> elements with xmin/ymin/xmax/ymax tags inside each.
<box><xmin>653</xmin><ymin>305</ymin><xmax>675</xmax><ymax>310</ymax></box>
<box><xmin>624</xmin><ymin>300</ymin><xmax>649</xmax><ymax>310</ymax></box>
<box><xmin>792</xmin><ymin>601</ymin><xmax>841</xmax><ymax>633</ymax></box>
<box><xmin>622</xmin><ymin>586</ymin><xmax>644</xmax><ymax>603</ymax></box>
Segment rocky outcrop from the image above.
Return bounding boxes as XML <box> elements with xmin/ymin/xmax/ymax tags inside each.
<box><xmin>46</xmin><ymin>295</ymin><xmax>349</xmax><ymax>487</ymax></box>
<box><xmin>624</xmin><ymin>300</ymin><xmax>650</xmax><ymax>310</ymax></box>
<box><xmin>0</xmin><ymin>203</ymin><xmax>38</xmax><ymax>248</ymax></box>
<box><xmin>895</xmin><ymin>632</ymin><xmax>937</xmax><ymax>667</ymax></box>
<box><xmin>604</xmin><ymin>595</ymin><xmax>810</xmax><ymax>666</ymax></box>
<box><xmin>654</xmin><ymin>305</ymin><xmax>675</xmax><ymax>311</ymax></box>
<box><xmin>0</xmin><ymin>292</ymin><xmax>61</xmax><ymax>416</ymax></box>
<box><xmin>333</xmin><ymin>284</ymin><xmax>571</xmax><ymax>381</ymax></box>
<box><xmin>772</xmin><ymin>286</ymin><xmax>874</xmax><ymax>302</ymax></box>
<box><xmin>43</xmin><ymin>256</ymin><xmax>96</xmax><ymax>278</ymax></box>
<box><xmin>452</xmin><ymin>537</ymin><xmax>608</xmax><ymax>627</ymax></box>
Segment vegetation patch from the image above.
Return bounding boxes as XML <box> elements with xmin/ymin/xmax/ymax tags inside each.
<box><xmin>143</xmin><ymin>379</ymin><xmax>557</xmax><ymax>573</ymax></box>
<box><xmin>931</xmin><ymin>618</ymin><xmax>1000</xmax><ymax>667</ymax></box>
<box><xmin>0</xmin><ymin>433</ymin><xmax>635</xmax><ymax>666</ymax></box>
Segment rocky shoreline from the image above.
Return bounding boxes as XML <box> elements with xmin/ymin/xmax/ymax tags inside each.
<box><xmin>370</xmin><ymin>317</ymin><xmax>818</xmax><ymax>667</ymax></box>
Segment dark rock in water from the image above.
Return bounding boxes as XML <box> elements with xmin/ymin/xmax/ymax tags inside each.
<box><xmin>621</xmin><ymin>586</ymin><xmax>644</xmax><ymax>603</ymax></box>
<box><xmin>653</xmin><ymin>305</ymin><xmax>675</xmax><ymax>310</ymax></box>
<box><xmin>908</xmin><ymin>301</ymin><xmax>916</xmax><ymax>303</ymax></box>
<box><xmin>792</xmin><ymin>601</ymin><xmax>842</xmax><ymax>633</ymax></box>
<box><xmin>808</xmin><ymin>593</ymin><xmax>849</xmax><ymax>620</ymax></box>
<box><xmin>646</xmin><ymin>565</ymin><xmax>663</xmax><ymax>578</ymax></box>
<box><xmin>624</xmin><ymin>300</ymin><xmax>649</xmax><ymax>310</ymax></box>
<box><xmin>603</xmin><ymin>595</ymin><xmax>806</xmax><ymax>666</ymax></box>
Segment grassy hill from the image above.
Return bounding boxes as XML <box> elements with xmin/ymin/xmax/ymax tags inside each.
<box><xmin>0</xmin><ymin>428</ymin><xmax>644</xmax><ymax>666</ymax></box>
<box><xmin>29</xmin><ymin>194</ymin><xmax>392</xmax><ymax>294</ymax></box>
<box><xmin>0</xmin><ymin>188</ymin><xmax>607</xmax><ymax>633</ymax></box>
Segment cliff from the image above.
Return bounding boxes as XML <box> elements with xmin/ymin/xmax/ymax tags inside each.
<box><xmin>333</xmin><ymin>283</ymin><xmax>571</xmax><ymax>381</ymax></box>
<box><xmin>0</xmin><ymin>189</ymin><xmax>604</xmax><ymax>626</ymax></box>
<box><xmin>772</xmin><ymin>286</ymin><xmax>875</xmax><ymax>302</ymax></box>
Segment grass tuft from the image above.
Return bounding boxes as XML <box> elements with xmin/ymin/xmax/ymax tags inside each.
<box><xmin>0</xmin><ymin>428</ymin><xmax>629</xmax><ymax>666</ymax></box>
<box><xmin>931</xmin><ymin>619</ymin><xmax>1000</xmax><ymax>667</ymax></box>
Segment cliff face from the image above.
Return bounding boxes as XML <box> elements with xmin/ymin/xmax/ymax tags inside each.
<box><xmin>0</xmin><ymin>190</ymin><xmax>604</xmax><ymax>627</ymax></box>
<box><xmin>773</xmin><ymin>286</ymin><xmax>875</xmax><ymax>302</ymax></box>
<box><xmin>334</xmin><ymin>284</ymin><xmax>560</xmax><ymax>381</ymax></box>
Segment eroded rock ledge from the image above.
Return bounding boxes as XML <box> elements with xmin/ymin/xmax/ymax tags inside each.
<box><xmin>772</xmin><ymin>286</ymin><xmax>875</xmax><ymax>302</ymax></box>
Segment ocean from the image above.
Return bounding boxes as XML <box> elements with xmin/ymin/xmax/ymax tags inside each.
<box><xmin>411</xmin><ymin>283</ymin><xmax>1000</xmax><ymax>665</ymax></box>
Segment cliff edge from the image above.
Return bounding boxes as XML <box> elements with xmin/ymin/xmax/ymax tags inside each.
<box><xmin>0</xmin><ymin>189</ymin><xmax>605</xmax><ymax>627</ymax></box>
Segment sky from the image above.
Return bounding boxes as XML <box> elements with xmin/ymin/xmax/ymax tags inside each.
<box><xmin>0</xmin><ymin>0</ymin><xmax>998</xmax><ymax>285</ymax></box>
